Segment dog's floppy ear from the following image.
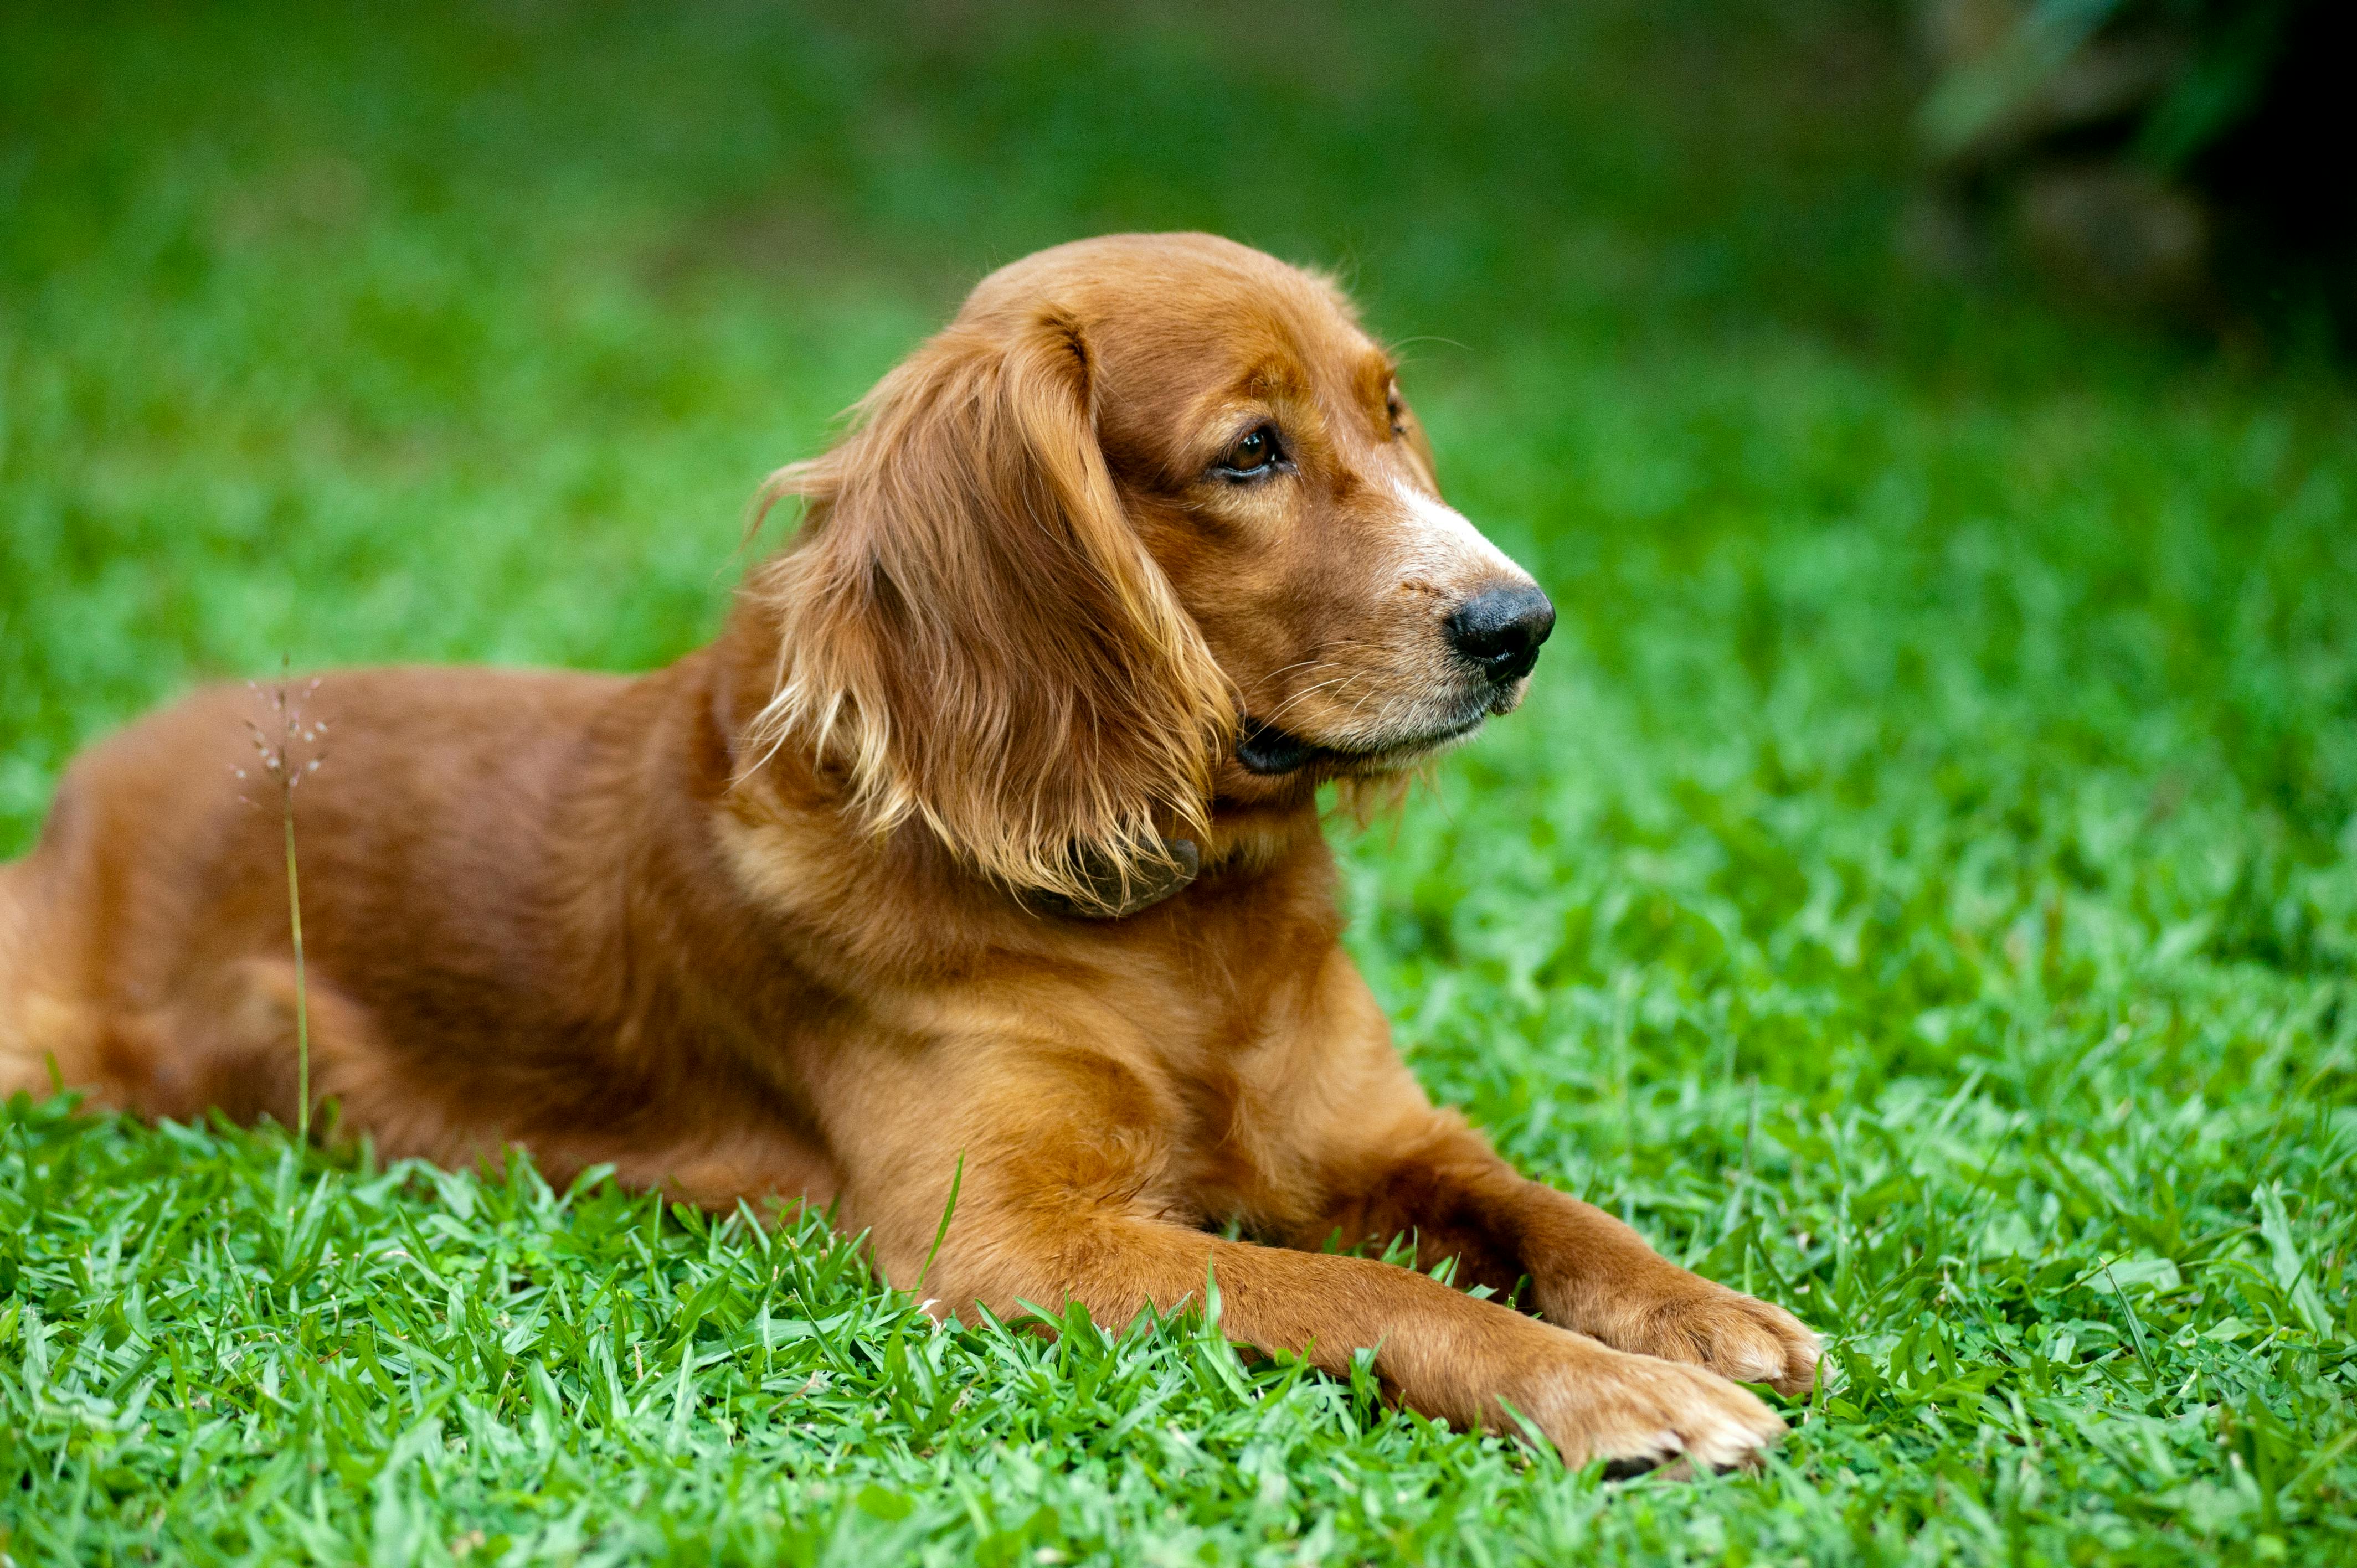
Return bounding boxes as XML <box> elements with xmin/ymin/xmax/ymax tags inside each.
<box><xmin>745</xmin><ymin>307</ymin><xmax>1234</xmax><ymax>913</ymax></box>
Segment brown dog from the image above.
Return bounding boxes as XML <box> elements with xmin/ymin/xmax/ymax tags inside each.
<box><xmin>0</xmin><ymin>234</ymin><xmax>1815</xmax><ymax>1469</ymax></box>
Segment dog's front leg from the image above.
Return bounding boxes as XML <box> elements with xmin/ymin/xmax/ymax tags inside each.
<box><xmin>820</xmin><ymin>1041</ymin><xmax>1787</xmax><ymax>1471</ymax></box>
<box><xmin>1304</xmin><ymin>1107</ymin><xmax>1821</xmax><ymax>1401</ymax></box>
<box><xmin>1260</xmin><ymin>956</ymin><xmax>1819</xmax><ymax>1400</ymax></box>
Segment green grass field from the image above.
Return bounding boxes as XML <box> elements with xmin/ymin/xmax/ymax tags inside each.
<box><xmin>4</xmin><ymin>3</ymin><xmax>2355</xmax><ymax>1562</ymax></box>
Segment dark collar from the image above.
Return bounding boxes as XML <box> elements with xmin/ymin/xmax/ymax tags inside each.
<box><xmin>1030</xmin><ymin>837</ymin><xmax>1201</xmax><ymax>920</ymax></box>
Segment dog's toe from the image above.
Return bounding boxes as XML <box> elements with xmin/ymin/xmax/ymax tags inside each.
<box><xmin>1510</xmin><ymin>1339</ymin><xmax>1788</xmax><ymax>1474</ymax></box>
<box><xmin>1614</xmin><ymin>1286</ymin><xmax>1821</xmax><ymax>1400</ymax></box>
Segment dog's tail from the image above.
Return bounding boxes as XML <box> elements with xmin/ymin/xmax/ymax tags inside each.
<box><xmin>0</xmin><ymin>852</ymin><xmax>26</xmax><ymax>974</ymax></box>
<box><xmin>0</xmin><ymin>852</ymin><xmax>60</xmax><ymax>1098</ymax></box>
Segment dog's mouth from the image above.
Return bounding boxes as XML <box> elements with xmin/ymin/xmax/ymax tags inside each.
<box><xmin>1235</xmin><ymin>711</ymin><xmax>1489</xmax><ymax>777</ymax></box>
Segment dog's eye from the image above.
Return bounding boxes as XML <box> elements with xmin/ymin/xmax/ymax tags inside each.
<box><xmin>1216</xmin><ymin>425</ymin><xmax>1283</xmax><ymax>479</ymax></box>
<box><xmin>1386</xmin><ymin>395</ymin><xmax>1408</xmax><ymax>438</ymax></box>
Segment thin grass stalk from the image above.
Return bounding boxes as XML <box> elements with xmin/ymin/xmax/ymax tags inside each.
<box><xmin>284</xmin><ymin>808</ymin><xmax>310</xmax><ymax>1148</ymax></box>
<box><xmin>240</xmin><ymin>667</ymin><xmax>326</xmax><ymax>1150</ymax></box>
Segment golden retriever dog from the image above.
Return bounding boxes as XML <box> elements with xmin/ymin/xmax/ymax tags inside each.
<box><xmin>0</xmin><ymin>233</ymin><xmax>1815</xmax><ymax>1469</ymax></box>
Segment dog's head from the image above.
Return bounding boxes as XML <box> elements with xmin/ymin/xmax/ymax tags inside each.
<box><xmin>748</xmin><ymin>233</ymin><xmax>1552</xmax><ymax>912</ymax></box>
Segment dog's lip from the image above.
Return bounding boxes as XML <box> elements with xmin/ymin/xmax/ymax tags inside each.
<box><xmin>1235</xmin><ymin>711</ymin><xmax>1488</xmax><ymax>776</ymax></box>
<box><xmin>1236</xmin><ymin>719</ymin><xmax>1322</xmax><ymax>775</ymax></box>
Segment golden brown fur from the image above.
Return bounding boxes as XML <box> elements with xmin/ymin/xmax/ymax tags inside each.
<box><xmin>0</xmin><ymin>234</ymin><xmax>1815</xmax><ymax>1471</ymax></box>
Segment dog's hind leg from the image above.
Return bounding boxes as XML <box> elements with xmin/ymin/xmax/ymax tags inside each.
<box><xmin>112</xmin><ymin>957</ymin><xmax>394</xmax><ymax>1132</ymax></box>
<box><xmin>0</xmin><ymin>902</ymin><xmax>387</xmax><ymax>1136</ymax></box>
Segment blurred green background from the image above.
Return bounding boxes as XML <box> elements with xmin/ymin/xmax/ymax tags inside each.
<box><xmin>3</xmin><ymin>2</ymin><xmax>2354</xmax><ymax>1563</ymax></box>
<box><xmin>7</xmin><ymin>0</ymin><xmax>2350</xmax><ymax>847</ymax></box>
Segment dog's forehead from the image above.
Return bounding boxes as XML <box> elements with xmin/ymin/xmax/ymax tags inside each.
<box><xmin>969</xmin><ymin>232</ymin><xmax>1331</xmax><ymax>311</ymax></box>
<box><xmin>1123</xmin><ymin>297</ymin><xmax>1390</xmax><ymax>453</ymax></box>
<box><xmin>967</xmin><ymin>234</ymin><xmax>1380</xmax><ymax>394</ymax></box>
<box><xmin>1105</xmin><ymin>287</ymin><xmax>1368</xmax><ymax>398</ymax></box>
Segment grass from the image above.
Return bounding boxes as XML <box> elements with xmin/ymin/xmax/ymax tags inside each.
<box><xmin>3</xmin><ymin>2</ymin><xmax>2355</xmax><ymax>1562</ymax></box>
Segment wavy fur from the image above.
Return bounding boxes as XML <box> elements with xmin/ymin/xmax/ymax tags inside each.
<box><xmin>743</xmin><ymin>306</ymin><xmax>1234</xmax><ymax>913</ymax></box>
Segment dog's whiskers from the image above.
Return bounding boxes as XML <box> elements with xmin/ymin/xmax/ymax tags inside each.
<box><xmin>1259</xmin><ymin>673</ymin><xmax>1361</xmax><ymax>728</ymax></box>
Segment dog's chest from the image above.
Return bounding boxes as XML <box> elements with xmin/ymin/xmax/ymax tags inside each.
<box><xmin>1116</xmin><ymin>931</ymin><xmax>1377</xmax><ymax>1227</ymax></box>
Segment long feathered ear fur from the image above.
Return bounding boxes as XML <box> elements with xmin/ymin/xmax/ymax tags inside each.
<box><xmin>744</xmin><ymin>307</ymin><xmax>1235</xmax><ymax>912</ymax></box>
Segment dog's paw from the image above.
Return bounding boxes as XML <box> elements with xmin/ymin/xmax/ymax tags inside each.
<box><xmin>1612</xmin><ymin>1284</ymin><xmax>1821</xmax><ymax>1401</ymax></box>
<box><xmin>1506</xmin><ymin>1339</ymin><xmax>1788</xmax><ymax>1472</ymax></box>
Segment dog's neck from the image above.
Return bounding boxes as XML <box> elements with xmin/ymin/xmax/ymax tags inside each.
<box><xmin>1195</xmin><ymin>787</ymin><xmax>1324</xmax><ymax>874</ymax></box>
<box><xmin>699</xmin><ymin>619</ymin><xmax>1329</xmax><ymax>929</ymax></box>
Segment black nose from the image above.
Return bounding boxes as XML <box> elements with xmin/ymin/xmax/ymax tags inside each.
<box><xmin>1446</xmin><ymin>582</ymin><xmax>1556</xmax><ymax>684</ymax></box>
